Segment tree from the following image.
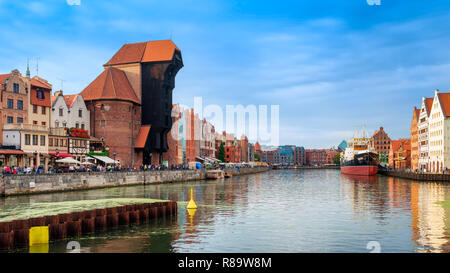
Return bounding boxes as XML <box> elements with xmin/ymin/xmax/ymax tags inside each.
<box><xmin>333</xmin><ymin>153</ymin><xmax>341</xmax><ymax>165</ymax></box>
<box><xmin>218</xmin><ymin>142</ymin><xmax>226</xmax><ymax>162</ymax></box>
<box><xmin>254</xmin><ymin>153</ymin><xmax>261</xmax><ymax>162</ymax></box>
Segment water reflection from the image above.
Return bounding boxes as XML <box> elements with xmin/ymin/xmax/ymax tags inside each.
<box><xmin>2</xmin><ymin>170</ymin><xmax>450</xmax><ymax>252</ymax></box>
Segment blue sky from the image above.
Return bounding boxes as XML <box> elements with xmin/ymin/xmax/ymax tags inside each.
<box><xmin>0</xmin><ymin>0</ymin><xmax>449</xmax><ymax>148</ymax></box>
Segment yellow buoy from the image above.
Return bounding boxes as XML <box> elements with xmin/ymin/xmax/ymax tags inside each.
<box><xmin>29</xmin><ymin>226</ymin><xmax>49</xmax><ymax>246</ymax></box>
<box><xmin>186</xmin><ymin>188</ymin><xmax>197</xmax><ymax>209</ymax></box>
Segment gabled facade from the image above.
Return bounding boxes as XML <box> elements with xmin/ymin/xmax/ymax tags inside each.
<box><xmin>418</xmin><ymin>97</ymin><xmax>434</xmax><ymax>170</ymax></box>
<box><xmin>411</xmin><ymin>106</ymin><xmax>420</xmax><ymax>170</ymax></box>
<box><xmin>369</xmin><ymin>127</ymin><xmax>391</xmax><ymax>164</ymax></box>
<box><xmin>52</xmin><ymin>91</ymin><xmax>90</xmax><ymax>134</ymax></box>
<box><xmin>428</xmin><ymin>89</ymin><xmax>450</xmax><ymax>173</ymax></box>
<box><xmin>389</xmin><ymin>139</ymin><xmax>411</xmax><ymax>169</ymax></box>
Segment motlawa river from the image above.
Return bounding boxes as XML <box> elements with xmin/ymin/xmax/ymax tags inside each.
<box><xmin>2</xmin><ymin>169</ymin><xmax>450</xmax><ymax>253</ymax></box>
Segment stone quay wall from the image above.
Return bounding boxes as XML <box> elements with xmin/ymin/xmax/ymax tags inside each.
<box><xmin>378</xmin><ymin>169</ymin><xmax>450</xmax><ymax>182</ymax></box>
<box><xmin>1</xmin><ymin>167</ymin><xmax>269</xmax><ymax>197</ymax></box>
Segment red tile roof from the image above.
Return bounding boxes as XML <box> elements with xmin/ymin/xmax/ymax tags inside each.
<box><xmin>64</xmin><ymin>94</ymin><xmax>78</xmax><ymax>108</ymax></box>
<box><xmin>391</xmin><ymin>139</ymin><xmax>411</xmax><ymax>153</ymax></box>
<box><xmin>104</xmin><ymin>40</ymin><xmax>180</xmax><ymax>66</ymax></box>
<box><xmin>135</xmin><ymin>125</ymin><xmax>151</xmax><ymax>149</ymax></box>
<box><xmin>424</xmin><ymin>98</ymin><xmax>434</xmax><ymax>116</ymax></box>
<box><xmin>0</xmin><ymin>73</ymin><xmax>11</xmax><ymax>83</ymax></box>
<box><xmin>438</xmin><ymin>93</ymin><xmax>450</xmax><ymax>117</ymax></box>
<box><xmin>81</xmin><ymin>67</ymin><xmax>140</xmax><ymax>104</ymax></box>
<box><xmin>30</xmin><ymin>76</ymin><xmax>52</xmax><ymax>89</ymax></box>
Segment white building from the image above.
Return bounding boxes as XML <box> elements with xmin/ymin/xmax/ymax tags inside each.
<box><xmin>51</xmin><ymin>91</ymin><xmax>90</xmax><ymax>134</ymax></box>
<box><xmin>428</xmin><ymin>89</ymin><xmax>450</xmax><ymax>173</ymax></box>
<box><xmin>418</xmin><ymin>96</ymin><xmax>434</xmax><ymax>171</ymax></box>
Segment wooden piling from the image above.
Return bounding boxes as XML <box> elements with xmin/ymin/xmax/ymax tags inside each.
<box><xmin>0</xmin><ymin>231</ymin><xmax>14</xmax><ymax>249</ymax></box>
<box><xmin>81</xmin><ymin>218</ymin><xmax>95</xmax><ymax>234</ymax></box>
<box><xmin>95</xmin><ymin>215</ymin><xmax>107</xmax><ymax>230</ymax></box>
<box><xmin>66</xmin><ymin>220</ymin><xmax>82</xmax><ymax>237</ymax></box>
<box><xmin>107</xmin><ymin>213</ymin><xmax>119</xmax><ymax>228</ymax></box>
<box><xmin>118</xmin><ymin>212</ymin><xmax>129</xmax><ymax>225</ymax></box>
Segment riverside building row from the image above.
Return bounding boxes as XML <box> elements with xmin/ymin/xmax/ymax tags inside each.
<box><xmin>0</xmin><ymin>39</ymin><xmax>260</xmax><ymax>169</ymax></box>
<box><xmin>410</xmin><ymin>89</ymin><xmax>450</xmax><ymax>173</ymax></box>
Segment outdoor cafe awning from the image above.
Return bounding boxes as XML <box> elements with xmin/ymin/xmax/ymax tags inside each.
<box><xmin>0</xmin><ymin>150</ymin><xmax>25</xmax><ymax>155</ymax></box>
<box><xmin>50</xmin><ymin>153</ymin><xmax>73</xmax><ymax>158</ymax></box>
<box><xmin>91</xmin><ymin>155</ymin><xmax>119</xmax><ymax>164</ymax></box>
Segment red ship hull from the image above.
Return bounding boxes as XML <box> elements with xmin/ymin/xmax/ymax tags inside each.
<box><xmin>340</xmin><ymin>165</ymin><xmax>378</xmax><ymax>176</ymax></box>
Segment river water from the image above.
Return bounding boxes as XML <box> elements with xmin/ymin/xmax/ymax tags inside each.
<box><xmin>2</xmin><ymin>169</ymin><xmax>450</xmax><ymax>253</ymax></box>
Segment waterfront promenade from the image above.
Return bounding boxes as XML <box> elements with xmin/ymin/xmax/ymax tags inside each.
<box><xmin>378</xmin><ymin>169</ymin><xmax>450</xmax><ymax>182</ymax></box>
<box><xmin>1</xmin><ymin>167</ymin><xmax>269</xmax><ymax>197</ymax></box>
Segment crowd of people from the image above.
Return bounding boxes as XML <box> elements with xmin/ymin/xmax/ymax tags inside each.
<box><xmin>1</xmin><ymin>161</ymin><xmax>258</xmax><ymax>175</ymax></box>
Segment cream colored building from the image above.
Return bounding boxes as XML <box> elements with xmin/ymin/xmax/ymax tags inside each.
<box><xmin>428</xmin><ymin>89</ymin><xmax>450</xmax><ymax>173</ymax></box>
<box><xmin>52</xmin><ymin>91</ymin><xmax>91</xmax><ymax>133</ymax></box>
<box><xmin>418</xmin><ymin>97</ymin><xmax>433</xmax><ymax>171</ymax></box>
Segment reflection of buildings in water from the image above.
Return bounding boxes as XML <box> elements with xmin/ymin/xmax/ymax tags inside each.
<box><xmin>340</xmin><ymin>174</ymin><xmax>391</xmax><ymax>220</ymax></box>
<box><xmin>410</xmin><ymin>182</ymin><xmax>450</xmax><ymax>253</ymax></box>
<box><xmin>386</xmin><ymin>177</ymin><xmax>411</xmax><ymax>210</ymax></box>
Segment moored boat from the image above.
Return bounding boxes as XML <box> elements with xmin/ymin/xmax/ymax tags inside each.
<box><xmin>341</xmin><ymin>127</ymin><xmax>378</xmax><ymax>176</ymax></box>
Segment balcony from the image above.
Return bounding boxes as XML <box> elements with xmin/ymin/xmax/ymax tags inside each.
<box><xmin>3</xmin><ymin>123</ymin><xmax>48</xmax><ymax>132</ymax></box>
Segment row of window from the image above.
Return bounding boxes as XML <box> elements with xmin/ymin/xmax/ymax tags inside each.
<box><xmin>57</xmin><ymin>108</ymin><xmax>83</xmax><ymax>117</ymax></box>
<box><xmin>24</xmin><ymin>134</ymin><xmax>46</xmax><ymax>146</ymax></box>
<box><xmin>49</xmin><ymin>138</ymin><xmax>67</xmax><ymax>147</ymax></box>
<box><xmin>7</xmin><ymin>99</ymin><xmax>23</xmax><ymax>110</ymax></box>
<box><xmin>7</xmin><ymin>116</ymin><xmax>23</xmax><ymax>124</ymax></box>
<box><xmin>54</xmin><ymin>121</ymin><xmax>85</xmax><ymax>130</ymax></box>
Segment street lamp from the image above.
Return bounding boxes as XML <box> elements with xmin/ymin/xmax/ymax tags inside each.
<box><xmin>55</xmin><ymin>149</ymin><xmax>59</xmax><ymax>173</ymax></box>
<box><xmin>113</xmin><ymin>152</ymin><xmax>117</xmax><ymax>171</ymax></box>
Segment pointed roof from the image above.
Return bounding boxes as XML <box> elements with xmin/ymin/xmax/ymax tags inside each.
<box><xmin>104</xmin><ymin>40</ymin><xmax>180</xmax><ymax>66</ymax></box>
<box><xmin>81</xmin><ymin>67</ymin><xmax>140</xmax><ymax>104</ymax></box>
<box><xmin>64</xmin><ymin>94</ymin><xmax>78</xmax><ymax>108</ymax></box>
<box><xmin>0</xmin><ymin>73</ymin><xmax>11</xmax><ymax>83</ymax></box>
<box><xmin>437</xmin><ymin>92</ymin><xmax>450</xmax><ymax>117</ymax></box>
<box><xmin>30</xmin><ymin>76</ymin><xmax>52</xmax><ymax>89</ymax></box>
<box><xmin>424</xmin><ymin>97</ymin><xmax>434</xmax><ymax>116</ymax></box>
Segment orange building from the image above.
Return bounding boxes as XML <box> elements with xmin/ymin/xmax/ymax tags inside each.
<box><xmin>389</xmin><ymin>139</ymin><xmax>411</xmax><ymax>170</ymax></box>
<box><xmin>410</xmin><ymin>106</ymin><xmax>420</xmax><ymax>171</ymax></box>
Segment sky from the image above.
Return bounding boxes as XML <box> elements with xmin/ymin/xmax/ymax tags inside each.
<box><xmin>0</xmin><ymin>0</ymin><xmax>449</xmax><ymax>148</ymax></box>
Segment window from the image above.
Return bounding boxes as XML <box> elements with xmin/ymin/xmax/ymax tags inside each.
<box><xmin>25</xmin><ymin>134</ymin><xmax>31</xmax><ymax>145</ymax></box>
<box><xmin>78</xmin><ymin>109</ymin><xmax>82</xmax><ymax>117</ymax></box>
<box><xmin>33</xmin><ymin>121</ymin><xmax>38</xmax><ymax>125</ymax></box>
<box><xmin>41</xmin><ymin>106</ymin><xmax>46</xmax><ymax>115</ymax></box>
<box><xmin>63</xmin><ymin>122</ymin><xmax>67</xmax><ymax>128</ymax></box>
<box><xmin>59</xmin><ymin>108</ymin><xmax>63</xmax><ymax>116</ymax></box>
<box><xmin>41</xmin><ymin>122</ymin><xmax>46</xmax><ymax>126</ymax></box>
<box><xmin>81</xmin><ymin>124</ymin><xmax>85</xmax><ymax>130</ymax></box>
<box><xmin>49</xmin><ymin>138</ymin><xmax>53</xmax><ymax>147</ymax></box>
<box><xmin>36</xmin><ymin>88</ymin><xmax>44</xmax><ymax>99</ymax></box>
<box><xmin>55</xmin><ymin>139</ymin><xmax>59</xmax><ymax>147</ymax></box>
<box><xmin>32</xmin><ymin>135</ymin><xmax>38</xmax><ymax>145</ymax></box>
<box><xmin>75</xmin><ymin>123</ymin><xmax>79</xmax><ymax>128</ymax></box>
<box><xmin>7</xmin><ymin>116</ymin><xmax>13</xmax><ymax>124</ymax></box>
<box><xmin>17</xmin><ymin>100</ymin><xmax>23</xmax><ymax>110</ymax></box>
<box><xmin>13</xmin><ymin>83</ymin><xmax>19</xmax><ymax>93</ymax></box>
<box><xmin>17</xmin><ymin>117</ymin><xmax>23</xmax><ymax>124</ymax></box>
<box><xmin>40</xmin><ymin>135</ymin><xmax>45</xmax><ymax>146</ymax></box>
<box><xmin>7</xmin><ymin>99</ymin><xmax>13</xmax><ymax>109</ymax></box>
<box><xmin>55</xmin><ymin>121</ymin><xmax>59</xmax><ymax>127</ymax></box>
<box><xmin>101</xmin><ymin>120</ymin><xmax>106</xmax><ymax>127</ymax></box>
<box><xmin>33</xmin><ymin>105</ymin><xmax>37</xmax><ymax>113</ymax></box>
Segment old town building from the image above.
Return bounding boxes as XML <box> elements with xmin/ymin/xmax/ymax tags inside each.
<box><xmin>410</xmin><ymin>106</ymin><xmax>420</xmax><ymax>170</ymax></box>
<box><xmin>418</xmin><ymin>97</ymin><xmax>434</xmax><ymax>171</ymax></box>
<box><xmin>52</xmin><ymin>91</ymin><xmax>90</xmax><ymax>133</ymax></box>
<box><xmin>306</xmin><ymin>149</ymin><xmax>327</xmax><ymax>166</ymax></box>
<box><xmin>389</xmin><ymin>139</ymin><xmax>411</xmax><ymax>170</ymax></box>
<box><xmin>428</xmin><ymin>89</ymin><xmax>450</xmax><ymax>173</ymax></box>
<box><xmin>82</xmin><ymin>40</ymin><xmax>183</xmax><ymax>167</ymax></box>
<box><xmin>370</xmin><ymin>127</ymin><xmax>391</xmax><ymax>165</ymax></box>
<box><xmin>294</xmin><ymin>146</ymin><xmax>306</xmax><ymax>166</ymax></box>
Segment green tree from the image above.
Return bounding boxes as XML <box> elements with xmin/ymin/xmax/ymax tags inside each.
<box><xmin>218</xmin><ymin>142</ymin><xmax>226</xmax><ymax>162</ymax></box>
<box><xmin>333</xmin><ymin>153</ymin><xmax>341</xmax><ymax>165</ymax></box>
<box><xmin>254</xmin><ymin>153</ymin><xmax>261</xmax><ymax>162</ymax></box>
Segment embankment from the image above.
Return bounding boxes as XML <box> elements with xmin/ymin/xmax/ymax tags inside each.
<box><xmin>1</xmin><ymin>167</ymin><xmax>269</xmax><ymax>197</ymax></box>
